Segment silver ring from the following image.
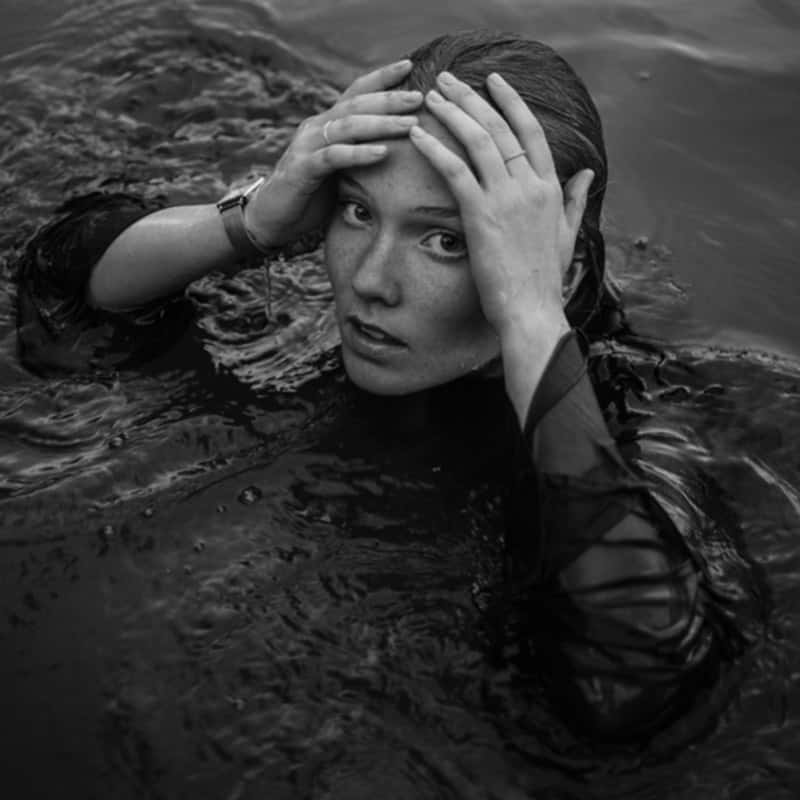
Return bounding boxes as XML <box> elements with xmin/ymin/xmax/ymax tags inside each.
<box><xmin>322</xmin><ymin>120</ymin><xmax>334</xmax><ymax>146</ymax></box>
<box><xmin>503</xmin><ymin>149</ymin><xmax>527</xmax><ymax>165</ymax></box>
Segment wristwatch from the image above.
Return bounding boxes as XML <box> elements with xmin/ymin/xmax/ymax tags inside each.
<box><xmin>216</xmin><ymin>176</ymin><xmax>272</xmax><ymax>264</ymax></box>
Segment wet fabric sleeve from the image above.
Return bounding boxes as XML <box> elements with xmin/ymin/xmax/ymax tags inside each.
<box><xmin>15</xmin><ymin>192</ymin><xmax>193</xmax><ymax>374</ymax></box>
<box><xmin>507</xmin><ymin>330</ymin><xmax>732</xmax><ymax>740</ymax></box>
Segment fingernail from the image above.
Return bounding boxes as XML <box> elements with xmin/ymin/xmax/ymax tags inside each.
<box><xmin>426</xmin><ymin>89</ymin><xmax>444</xmax><ymax>104</ymax></box>
<box><xmin>409</xmin><ymin>125</ymin><xmax>425</xmax><ymax>138</ymax></box>
<box><xmin>437</xmin><ymin>71</ymin><xmax>455</xmax><ymax>85</ymax></box>
<box><xmin>392</xmin><ymin>58</ymin><xmax>412</xmax><ymax>70</ymax></box>
<box><xmin>402</xmin><ymin>90</ymin><xmax>423</xmax><ymax>100</ymax></box>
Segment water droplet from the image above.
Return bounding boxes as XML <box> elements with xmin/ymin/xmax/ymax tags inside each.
<box><xmin>238</xmin><ymin>485</ymin><xmax>263</xmax><ymax>505</ymax></box>
<box><xmin>108</xmin><ymin>434</ymin><xmax>127</xmax><ymax>449</ymax></box>
<box><xmin>142</xmin><ymin>507</ymin><xmax>154</xmax><ymax>518</ymax></box>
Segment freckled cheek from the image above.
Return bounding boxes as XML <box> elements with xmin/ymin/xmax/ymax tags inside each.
<box><xmin>323</xmin><ymin>231</ymin><xmax>358</xmax><ymax>296</ymax></box>
<box><xmin>415</xmin><ymin>274</ymin><xmax>488</xmax><ymax>343</ymax></box>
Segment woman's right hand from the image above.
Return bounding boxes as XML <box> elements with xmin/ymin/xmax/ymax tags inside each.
<box><xmin>243</xmin><ymin>59</ymin><xmax>422</xmax><ymax>248</ymax></box>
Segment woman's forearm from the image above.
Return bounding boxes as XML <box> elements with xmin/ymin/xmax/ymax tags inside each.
<box><xmin>86</xmin><ymin>203</ymin><xmax>241</xmax><ymax>312</ymax></box>
<box><xmin>503</xmin><ymin>316</ymin><xmax>609</xmax><ymax>473</ymax></box>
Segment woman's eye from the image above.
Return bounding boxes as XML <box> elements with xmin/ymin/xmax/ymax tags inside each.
<box><xmin>422</xmin><ymin>231</ymin><xmax>468</xmax><ymax>260</ymax></box>
<box><xmin>339</xmin><ymin>200</ymin><xmax>371</xmax><ymax>226</ymax></box>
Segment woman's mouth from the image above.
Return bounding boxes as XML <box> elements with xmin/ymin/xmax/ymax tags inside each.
<box><xmin>345</xmin><ymin>315</ymin><xmax>407</xmax><ymax>355</ymax></box>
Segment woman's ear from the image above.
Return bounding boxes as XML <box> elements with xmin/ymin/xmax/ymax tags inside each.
<box><xmin>559</xmin><ymin>168</ymin><xmax>595</xmax><ymax>273</ymax></box>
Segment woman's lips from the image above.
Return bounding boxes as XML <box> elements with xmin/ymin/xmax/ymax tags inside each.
<box><xmin>345</xmin><ymin>315</ymin><xmax>407</xmax><ymax>354</ymax></box>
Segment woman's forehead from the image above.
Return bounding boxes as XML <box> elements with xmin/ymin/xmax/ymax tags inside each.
<box><xmin>341</xmin><ymin>112</ymin><xmax>467</xmax><ymax>208</ymax></box>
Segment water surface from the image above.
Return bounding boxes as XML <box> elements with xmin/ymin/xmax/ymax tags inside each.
<box><xmin>1</xmin><ymin>1</ymin><xmax>799</xmax><ymax>798</ymax></box>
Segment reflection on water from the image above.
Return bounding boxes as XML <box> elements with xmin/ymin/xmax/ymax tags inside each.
<box><xmin>1</xmin><ymin>1</ymin><xmax>800</xmax><ymax>798</ymax></box>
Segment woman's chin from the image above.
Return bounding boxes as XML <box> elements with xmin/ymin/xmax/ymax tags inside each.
<box><xmin>341</xmin><ymin>346</ymin><xmax>502</xmax><ymax>395</ymax></box>
<box><xmin>341</xmin><ymin>348</ymin><xmax>417</xmax><ymax>396</ymax></box>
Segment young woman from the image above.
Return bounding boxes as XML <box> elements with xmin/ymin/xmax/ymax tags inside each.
<box><xmin>15</xmin><ymin>31</ymin><xmax>762</xmax><ymax>741</ymax></box>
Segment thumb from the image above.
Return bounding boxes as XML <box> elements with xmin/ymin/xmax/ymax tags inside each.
<box><xmin>558</xmin><ymin>168</ymin><xmax>595</xmax><ymax>270</ymax></box>
<box><xmin>563</xmin><ymin>168</ymin><xmax>595</xmax><ymax>238</ymax></box>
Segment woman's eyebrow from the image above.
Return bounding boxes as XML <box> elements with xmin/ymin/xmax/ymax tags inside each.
<box><xmin>338</xmin><ymin>174</ymin><xmax>366</xmax><ymax>193</ymax></box>
<box><xmin>410</xmin><ymin>205</ymin><xmax>461</xmax><ymax>220</ymax></box>
<box><xmin>338</xmin><ymin>174</ymin><xmax>460</xmax><ymax>220</ymax></box>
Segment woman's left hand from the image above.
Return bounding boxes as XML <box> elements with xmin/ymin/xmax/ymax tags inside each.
<box><xmin>409</xmin><ymin>71</ymin><xmax>593</xmax><ymax>346</ymax></box>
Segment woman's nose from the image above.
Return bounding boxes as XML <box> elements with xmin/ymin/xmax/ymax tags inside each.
<box><xmin>350</xmin><ymin>233</ymin><xmax>401</xmax><ymax>306</ymax></box>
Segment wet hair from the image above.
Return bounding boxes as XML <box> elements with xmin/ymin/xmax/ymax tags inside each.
<box><xmin>401</xmin><ymin>30</ymin><xmax>625</xmax><ymax>341</ymax></box>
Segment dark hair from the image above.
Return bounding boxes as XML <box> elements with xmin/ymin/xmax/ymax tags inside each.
<box><xmin>401</xmin><ymin>30</ymin><xmax>624</xmax><ymax>341</ymax></box>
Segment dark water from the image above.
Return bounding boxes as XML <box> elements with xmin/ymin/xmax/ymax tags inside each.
<box><xmin>1</xmin><ymin>1</ymin><xmax>800</xmax><ymax>798</ymax></box>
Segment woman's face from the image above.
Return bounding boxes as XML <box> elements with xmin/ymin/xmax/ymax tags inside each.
<box><xmin>324</xmin><ymin>114</ymin><xmax>500</xmax><ymax>396</ymax></box>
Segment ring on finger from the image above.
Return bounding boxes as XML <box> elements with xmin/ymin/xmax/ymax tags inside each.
<box><xmin>322</xmin><ymin>119</ymin><xmax>334</xmax><ymax>146</ymax></box>
<box><xmin>503</xmin><ymin>149</ymin><xmax>528</xmax><ymax>165</ymax></box>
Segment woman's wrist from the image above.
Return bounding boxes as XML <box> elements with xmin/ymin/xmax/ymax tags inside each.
<box><xmin>242</xmin><ymin>193</ymin><xmax>280</xmax><ymax>252</ymax></box>
<box><xmin>499</xmin><ymin>306</ymin><xmax>572</xmax><ymax>426</ymax></box>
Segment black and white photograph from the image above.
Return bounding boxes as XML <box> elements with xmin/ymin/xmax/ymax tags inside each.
<box><xmin>1</xmin><ymin>1</ymin><xmax>799</xmax><ymax>797</ymax></box>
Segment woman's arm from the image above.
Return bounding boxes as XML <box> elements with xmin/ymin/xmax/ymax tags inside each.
<box><xmin>86</xmin><ymin>204</ymin><xmax>238</xmax><ymax>311</ymax></box>
<box><xmin>86</xmin><ymin>203</ymin><xmax>238</xmax><ymax>311</ymax></box>
<box><xmin>505</xmin><ymin>317</ymin><xmax>713</xmax><ymax>737</ymax></box>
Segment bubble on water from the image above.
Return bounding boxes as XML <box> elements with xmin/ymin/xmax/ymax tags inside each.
<box><xmin>225</xmin><ymin>696</ymin><xmax>245</xmax><ymax>711</ymax></box>
<box><xmin>216</xmin><ymin>504</ymin><xmax>228</xmax><ymax>513</ymax></box>
<box><xmin>193</xmin><ymin>539</ymin><xmax>206</xmax><ymax>553</ymax></box>
<box><xmin>100</xmin><ymin>524</ymin><xmax>114</xmax><ymax>539</ymax></box>
<box><xmin>634</xmin><ymin>235</ymin><xmax>649</xmax><ymax>250</ymax></box>
<box><xmin>108</xmin><ymin>433</ymin><xmax>127</xmax><ymax>449</ymax></box>
<box><xmin>142</xmin><ymin>507</ymin><xmax>154</xmax><ymax>518</ymax></box>
<box><xmin>238</xmin><ymin>485</ymin><xmax>263</xmax><ymax>505</ymax></box>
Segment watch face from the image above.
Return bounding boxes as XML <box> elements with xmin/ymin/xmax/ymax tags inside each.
<box><xmin>216</xmin><ymin>177</ymin><xmax>264</xmax><ymax>211</ymax></box>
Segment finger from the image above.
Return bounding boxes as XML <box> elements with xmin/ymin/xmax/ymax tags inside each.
<box><xmin>336</xmin><ymin>89</ymin><xmax>423</xmax><ymax>117</ymax></box>
<box><xmin>322</xmin><ymin>114</ymin><xmax>418</xmax><ymax>145</ymax></box>
<box><xmin>303</xmin><ymin>143</ymin><xmax>389</xmax><ymax>184</ymax></box>
<box><xmin>341</xmin><ymin>59</ymin><xmax>414</xmax><ymax>99</ymax></box>
<box><xmin>408</xmin><ymin>124</ymin><xmax>481</xmax><ymax>211</ymax></box>
<box><xmin>433</xmin><ymin>71</ymin><xmax>528</xmax><ymax>177</ymax></box>
<box><xmin>486</xmin><ymin>72</ymin><xmax>557</xmax><ymax>181</ymax></box>
<box><xmin>423</xmin><ymin>89</ymin><xmax>508</xmax><ymax>187</ymax></box>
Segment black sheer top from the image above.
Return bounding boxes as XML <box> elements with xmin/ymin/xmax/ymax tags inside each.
<box><xmin>14</xmin><ymin>193</ymin><xmax>764</xmax><ymax>742</ymax></box>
